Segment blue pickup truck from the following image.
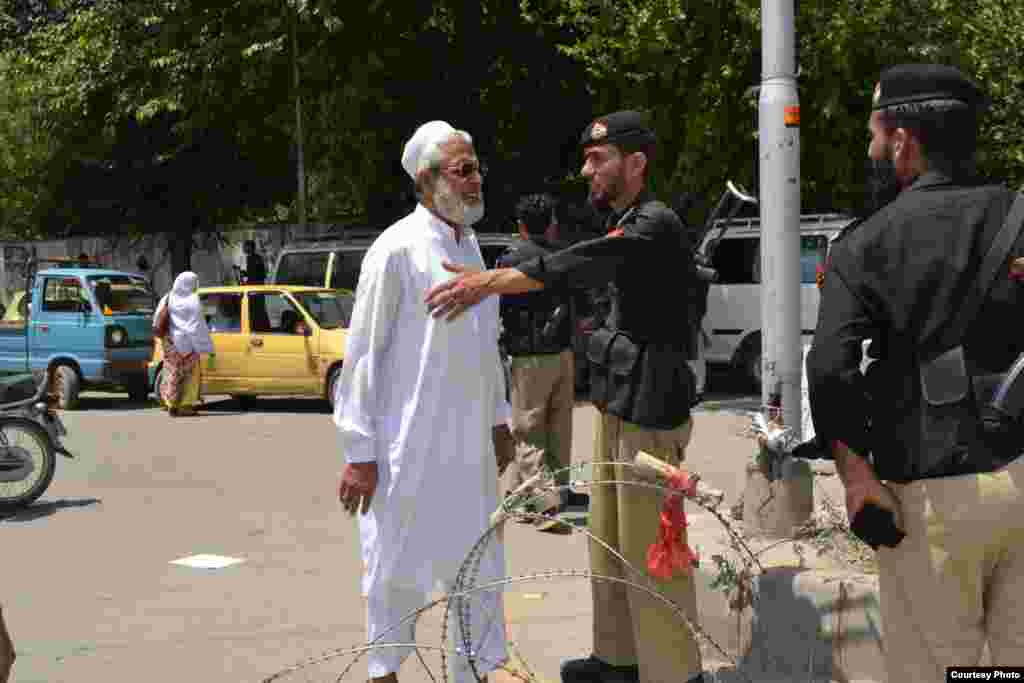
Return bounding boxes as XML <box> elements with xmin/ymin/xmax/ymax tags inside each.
<box><xmin>0</xmin><ymin>266</ymin><xmax>156</xmax><ymax>409</ymax></box>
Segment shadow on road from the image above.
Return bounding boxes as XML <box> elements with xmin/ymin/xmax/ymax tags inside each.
<box><xmin>200</xmin><ymin>397</ymin><xmax>331</xmax><ymax>415</ymax></box>
<box><xmin>71</xmin><ymin>396</ymin><xmax>154</xmax><ymax>412</ymax></box>
<box><xmin>696</xmin><ymin>565</ymin><xmax>885</xmax><ymax>682</ymax></box>
<box><xmin>0</xmin><ymin>497</ymin><xmax>102</xmax><ymax>523</ymax></box>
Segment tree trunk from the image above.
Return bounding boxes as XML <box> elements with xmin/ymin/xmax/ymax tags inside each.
<box><xmin>170</xmin><ymin>226</ymin><xmax>193</xmax><ymax>277</ymax></box>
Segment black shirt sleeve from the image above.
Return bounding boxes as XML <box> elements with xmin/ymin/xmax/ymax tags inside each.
<box><xmin>516</xmin><ymin>202</ymin><xmax>671</xmax><ymax>290</ymax></box>
<box><xmin>806</xmin><ymin>251</ymin><xmax>878</xmax><ymax>458</ymax></box>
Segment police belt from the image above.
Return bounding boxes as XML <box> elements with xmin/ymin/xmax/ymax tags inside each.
<box><xmin>504</xmin><ymin>343</ymin><xmax>569</xmax><ymax>357</ymax></box>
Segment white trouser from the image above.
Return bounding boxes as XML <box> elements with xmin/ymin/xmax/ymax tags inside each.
<box><xmin>366</xmin><ymin>580</ymin><xmax>507</xmax><ymax>681</ymax></box>
<box><xmin>687</xmin><ymin>359</ymin><xmax>706</xmax><ymax>395</ymax></box>
<box><xmin>687</xmin><ymin>329</ymin><xmax>707</xmax><ymax>395</ymax></box>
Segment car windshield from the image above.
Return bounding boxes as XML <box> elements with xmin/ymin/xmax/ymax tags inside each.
<box><xmin>275</xmin><ymin>251</ymin><xmax>329</xmax><ymax>287</ymax></box>
<box><xmin>87</xmin><ymin>275</ymin><xmax>157</xmax><ymax>315</ymax></box>
<box><xmin>294</xmin><ymin>291</ymin><xmax>354</xmax><ymax>329</ymax></box>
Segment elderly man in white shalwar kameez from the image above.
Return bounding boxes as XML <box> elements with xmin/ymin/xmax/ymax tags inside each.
<box><xmin>334</xmin><ymin>121</ymin><xmax>515</xmax><ymax>683</ymax></box>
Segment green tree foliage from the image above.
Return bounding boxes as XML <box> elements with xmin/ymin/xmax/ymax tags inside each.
<box><xmin>524</xmin><ymin>0</ymin><xmax>1024</xmax><ymax>218</ymax></box>
<box><xmin>3</xmin><ymin>0</ymin><xmax>297</xmax><ymax>249</ymax></box>
<box><xmin>523</xmin><ymin>0</ymin><xmax>764</xmax><ymax>220</ymax></box>
<box><xmin>0</xmin><ymin>49</ymin><xmax>58</xmax><ymax>238</ymax></box>
<box><xmin>293</xmin><ymin>0</ymin><xmax>598</xmax><ymax>228</ymax></box>
<box><xmin>795</xmin><ymin>0</ymin><xmax>1024</xmax><ymax>208</ymax></box>
<box><xmin>1</xmin><ymin>0</ymin><xmax>1021</xmax><ymax>245</ymax></box>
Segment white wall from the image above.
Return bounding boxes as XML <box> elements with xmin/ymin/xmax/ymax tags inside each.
<box><xmin>0</xmin><ymin>224</ymin><xmax>326</xmax><ymax>307</ymax></box>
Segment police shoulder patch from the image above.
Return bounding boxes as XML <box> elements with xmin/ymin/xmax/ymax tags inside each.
<box><xmin>1010</xmin><ymin>256</ymin><xmax>1024</xmax><ymax>281</ymax></box>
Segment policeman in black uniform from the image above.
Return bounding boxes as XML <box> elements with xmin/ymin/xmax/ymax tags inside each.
<box><xmin>497</xmin><ymin>193</ymin><xmax>579</xmax><ymax>533</ymax></box>
<box><xmin>807</xmin><ymin>64</ymin><xmax>1024</xmax><ymax>681</ymax></box>
<box><xmin>425</xmin><ymin>110</ymin><xmax>705</xmax><ymax>683</ymax></box>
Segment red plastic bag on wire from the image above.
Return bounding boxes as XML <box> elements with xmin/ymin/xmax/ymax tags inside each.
<box><xmin>647</xmin><ymin>470</ymin><xmax>699</xmax><ymax>579</ymax></box>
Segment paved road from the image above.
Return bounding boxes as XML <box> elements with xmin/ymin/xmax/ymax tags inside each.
<box><xmin>1</xmin><ymin>383</ymin><xmax>761</xmax><ymax>683</ymax></box>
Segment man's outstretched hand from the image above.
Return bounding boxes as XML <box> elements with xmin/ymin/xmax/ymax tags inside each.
<box><xmin>424</xmin><ymin>262</ymin><xmax>494</xmax><ymax>321</ymax></box>
<box><xmin>338</xmin><ymin>462</ymin><xmax>379</xmax><ymax>516</ymax></box>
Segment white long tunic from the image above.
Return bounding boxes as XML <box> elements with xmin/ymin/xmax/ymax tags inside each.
<box><xmin>334</xmin><ymin>204</ymin><xmax>511</xmax><ymax>597</ymax></box>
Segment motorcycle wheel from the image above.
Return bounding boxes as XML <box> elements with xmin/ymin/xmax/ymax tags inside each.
<box><xmin>0</xmin><ymin>418</ymin><xmax>56</xmax><ymax>511</ymax></box>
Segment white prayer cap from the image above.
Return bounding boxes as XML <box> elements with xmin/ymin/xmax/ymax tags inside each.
<box><xmin>401</xmin><ymin>120</ymin><xmax>457</xmax><ymax>180</ymax></box>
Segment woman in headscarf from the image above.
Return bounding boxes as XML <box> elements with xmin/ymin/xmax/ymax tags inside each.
<box><xmin>154</xmin><ymin>272</ymin><xmax>214</xmax><ymax>416</ymax></box>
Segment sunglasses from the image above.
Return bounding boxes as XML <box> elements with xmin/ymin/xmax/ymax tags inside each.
<box><xmin>446</xmin><ymin>160</ymin><xmax>487</xmax><ymax>179</ymax></box>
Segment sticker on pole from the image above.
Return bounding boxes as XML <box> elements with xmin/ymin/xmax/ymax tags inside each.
<box><xmin>784</xmin><ymin>105</ymin><xmax>800</xmax><ymax>127</ymax></box>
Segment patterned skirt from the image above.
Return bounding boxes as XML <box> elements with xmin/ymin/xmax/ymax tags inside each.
<box><xmin>160</xmin><ymin>335</ymin><xmax>199</xmax><ymax>408</ymax></box>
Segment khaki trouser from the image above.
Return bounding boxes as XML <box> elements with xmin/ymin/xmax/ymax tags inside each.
<box><xmin>501</xmin><ymin>350</ymin><xmax>575</xmax><ymax>513</ymax></box>
<box><xmin>878</xmin><ymin>453</ymin><xmax>1024</xmax><ymax>682</ymax></box>
<box><xmin>590</xmin><ymin>412</ymin><xmax>702</xmax><ymax>683</ymax></box>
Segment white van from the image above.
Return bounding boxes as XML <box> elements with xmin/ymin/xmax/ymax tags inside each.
<box><xmin>272</xmin><ymin>231</ymin><xmax>519</xmax><ymax>291</ymax></box>
<box><xmin>698</xmin><ymin>213</ymin><xmax>855</xmax><ymax>388</ymax></box>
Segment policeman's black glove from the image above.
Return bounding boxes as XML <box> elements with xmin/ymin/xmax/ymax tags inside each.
<box><xmin>850</xmin><ymin>502</ymin><xmax>906</xmax><ymax>550</ymax></box>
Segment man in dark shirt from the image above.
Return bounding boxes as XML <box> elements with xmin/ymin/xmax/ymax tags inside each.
<box><xmin>240</xmin><ymin>240</ymin><xmax>267</xmax><ymax>285</ymax></box>
<box><xmin>497</xmin><ymin>193</ymin><xmax>577</xmax><ymax>534</ymax></box>
<box><xmin>807</xmin><ymin>64</ymin><xmax>1024</xmax><ymax>681</ymax></box>
<box><xmin>426</xmin><ymin>110</ymin><xmax>705</xmax><ymax>683</ymax></box>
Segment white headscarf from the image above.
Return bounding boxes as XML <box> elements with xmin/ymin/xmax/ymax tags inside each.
<box><xmin>401</xmin><ymin>120</ymin><xmax>456</xmax><ymax>180</ymax></box>
<box><xmin>156</xmin><ymin>271</ymin><xmax>214</xmax><ymax>354</ymax></box>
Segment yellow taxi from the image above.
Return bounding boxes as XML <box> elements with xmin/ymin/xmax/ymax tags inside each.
<box><xmin>148</xmin><ymin>285</ymin><xmax>353</xmax><ymax>408</ymax></box>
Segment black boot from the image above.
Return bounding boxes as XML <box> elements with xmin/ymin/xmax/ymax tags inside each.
<box><xmin>560</xmin><ymin>655</ymin><xmax>638</xmax><ymax>683</ymax></box>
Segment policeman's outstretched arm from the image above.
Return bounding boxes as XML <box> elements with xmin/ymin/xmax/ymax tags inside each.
<box><xmin>425</xmin><ymin>263</ymin><xmax>543</xmax><ymax>321</ymax></box>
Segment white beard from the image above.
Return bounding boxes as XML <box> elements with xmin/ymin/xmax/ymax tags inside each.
<box><xmin>434</xmin><ymin>176</ymin><xmax>485</xmax><ymax>227</ymax></box>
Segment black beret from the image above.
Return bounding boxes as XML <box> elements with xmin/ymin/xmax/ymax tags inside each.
<box><xmin>873</xmin><ymin>64</ymin><xmax>989</xmax><ymax>112</ymax></box>
<box><xmin>580</xmin><ymin>110</ymin><xmax>657</xmax><ymax>149</ymax></box>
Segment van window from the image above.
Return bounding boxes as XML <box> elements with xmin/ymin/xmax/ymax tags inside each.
<box><xmin>42</xmin><ymin>277</ymin><xmax>88</xmax><ymax>312</ymax></box>
<box><xmin>800</xmin><ymin>235</ymin><xmax>829</xmax><ymax>284</ymax></box>
<box><xmin>275</xmin><ymin>252</ymin><xmax>329</xmax><ymax>287</ymax></box>
<box><xmin>710</xmin><ymin>234</ymin><xmax>830</xmax><ymax>285</ymax></box>
<box><xmin>710</xmin><ymin>237</ymin><xmax>760</xmax><ymax>284</ymax></box>
<box><xmin>329</xmin><ymin>250</ymin><xmax>368</xmax><ymax>292</ymax></box>
<box><xmin>87</xmin><ymin>275</ymin><xmax>156</xmax><ymax>315</ymax></box>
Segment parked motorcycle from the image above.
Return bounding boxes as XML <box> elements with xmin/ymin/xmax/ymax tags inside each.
<box><xmin>0</xmin><ymin>370</ymin><xmax>72</xmax><ymax>511</ymax></box>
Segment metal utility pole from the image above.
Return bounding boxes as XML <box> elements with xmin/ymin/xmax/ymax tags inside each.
<box><xmin>288</xmin><ymin>0</ymin><xmax>307</xmax><ymax>234</ymax></box>
<box><xmin>758</xmin><ymin>0</ymin><xmax>801</xmax><ymax>432</ymax></box>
